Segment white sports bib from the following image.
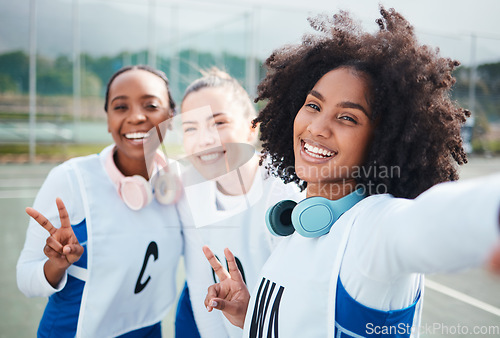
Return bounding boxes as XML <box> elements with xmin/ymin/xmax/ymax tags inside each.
<box><xmin>71</xmin><ymin>148</ymin><xmax>182</xmax><ymax>337</ymax></box>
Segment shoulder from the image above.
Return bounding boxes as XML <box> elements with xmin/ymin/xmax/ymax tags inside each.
<box><xmin>357</xmin><ymin>193</ymin><xmax>397</xmax><ymax>208</ymax></box>
<box><xmin>42</xmin><ymin>154</ymin><xmax>99</xmax><ymax>187</ymax></box>
<box><xmin>359</xmin><ymin>193</ymin><xmax>409</xmax><ymax>209</ymax></box>
<box><xmin>349</xmin><ymin>193</ymin><xmax>410</xmax><ymax>226</ymax></box>
<box><xmin>35</xmin><ymin>150</ymin><xmax>104</xmax><ymax>221</ymax></box>
<box><xmin>53</xmin><ymin>150</ymin><xmax>102</xmax><ymax>172</ymax></box>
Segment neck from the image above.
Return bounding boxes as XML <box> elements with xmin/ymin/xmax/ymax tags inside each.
<box><xmin>114</xmin><ymin>151</ymin><xmax>150</xmax><ymax>179</ymax></box>
<box><xmin>306</xmin><ymin>178</ymin><xmax>358</xmax><ymax>200</ymax></box>
<box><xmin>216</xmin><ymin>155</ymin><xmax>259</xmax><ymax>196</ymax></box>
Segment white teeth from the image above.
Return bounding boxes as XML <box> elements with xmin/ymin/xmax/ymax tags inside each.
<box><xmin>200</xmin><ymin>153</ymin><xmax>220</xmax><ymax>162</ymax></box>
<box><xmin>125</xmin><ymin>132</ymin><xmax>148</xmax><ymax>140</ymax></box>
<box><xmin>304</xmin><ymin>142</ymin><xmax>334</xmax><ymax>157</ymax></box>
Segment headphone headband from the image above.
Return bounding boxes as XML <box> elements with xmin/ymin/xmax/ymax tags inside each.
<box><xmin>104</xmin><ymin>146</ymin><xmax>181</xmax><ymax>210</ymax></box>
<box><xmin>266</xmin><ymin>189</ymin><xmax>365</xmax><ymax>238</ymax></box>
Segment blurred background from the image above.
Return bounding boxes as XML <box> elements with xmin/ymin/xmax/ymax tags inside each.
<box><xmin>0</xmin><ymin>0</ymin><xmax>499</xmax><ymax>161</ymax></box>
<box><xmin>1</xmin><ymin>0</ymin><xmax>499</xmax><ymax>337</ymax></box>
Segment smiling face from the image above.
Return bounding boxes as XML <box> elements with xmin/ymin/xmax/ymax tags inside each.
<box><xmin>293</xmin><ymin>67</ymin><xmax>376</xmax><ymax>199</ymax></box>
<box><xmin>106</xmin><ymin>69</ymin><xmax>171</xmax><ymax>176</ymax></box>
<box><xmin>181</xmin><ymin>87</ymin><xmax>257</xmax><ymax>180</ymax></box>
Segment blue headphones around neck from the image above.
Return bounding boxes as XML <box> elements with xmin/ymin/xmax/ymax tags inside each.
<box><xmin>266</xmin><ymin>189</ymin><xmax>365</xmax><ymax>238</ymax></box>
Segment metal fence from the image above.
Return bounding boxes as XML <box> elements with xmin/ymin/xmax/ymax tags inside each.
<box><xmin>1</xmin><ymin>0</ymin><xmax>500</xmax><ymax>160</ymax></box>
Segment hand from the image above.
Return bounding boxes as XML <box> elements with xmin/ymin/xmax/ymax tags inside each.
<box><xmin>203</xmin><ymin>246</ymin><xmax>250</xmax><ymax>329</ymax></box>
<box><xmin>26</xmin><ymin>198</ymin><xmax>84</xmax><ymax>287</ymax></box>
<box><xmin>489</xmin><ymin>243</ymin><xmax>500</xmax><ymax>274</ymax></box>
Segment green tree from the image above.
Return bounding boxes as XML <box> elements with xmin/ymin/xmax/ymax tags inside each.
<box><xmin>0</xmin><ymin>51</ymin><xmax>29</xmax><ymax>92</ymax></box>
<box><xmin>37</xmin><ymin>70</ymin><xmax>73</xmax><ymax>95</ymax></box>
<box><xmin>0</xmin><ymin>74</ymin><xmax>19</xmax><ymax>93</ymax></box>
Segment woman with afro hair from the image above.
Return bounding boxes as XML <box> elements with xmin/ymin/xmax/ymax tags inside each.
<box><xmin>201</xmin><ymin>7</ymin><xmax>500</xmax><ymax>337</ymax></box>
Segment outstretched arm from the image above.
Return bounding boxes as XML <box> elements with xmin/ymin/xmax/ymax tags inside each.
<box><xmin>490</xmin><ymin>210</ymin><xmax>500</xmax><ymax>273</ymax></box>
<box><xmin>351</xmin><ymin>173</ymin><xmax>500</xmax><ymax>280</ymax></box>
<box><xmin>25</xmin><ymin>198</ymin><xmax>84</xmax><ymax>288</ymax></box>
<box><xmin>203</xmin><ymin>246</ymin><xmax>250</xmax><ymax>329</ymax></box>
<box><xmin>490</xmin><ymin>243</ymin><xmax>500</xmax><ymax>274</ymax></box>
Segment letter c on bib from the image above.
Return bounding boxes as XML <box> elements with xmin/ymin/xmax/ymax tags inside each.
<box><xmin>135</xmin><ymin>241</ymin><xmax>159</xmax><ymax>294</ymax></box>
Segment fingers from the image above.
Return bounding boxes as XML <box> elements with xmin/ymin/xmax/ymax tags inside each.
<box><xmin>205</xmin><ymin>283</ymin><xmax>221</xmax><ymax>311</ymax></box>
<box><xmin>203</xmin><ymin>245</ymin><xmax>230</xmax><ymax>281</ymax></box>
<box><xmin>26</xmin><ymin>207</ymin><xmax>56</xmax><ymax>235</ymax></box>
<box><xmin>46</xmin><ymin>235</ymin><xmax>63</xmax><ymax>254</ymax></box>
<box><xmin>206</xmin><ymin>298</ymin><xmax>226</xmax><ymax>312</ymax></box>
<box><xmin>44</xmin><ymin>243</ymin><xmax>62</xmax><ymax>258</ymax></box>
<box><xmin>55</xmin><ymin>198</ymin><xmax>71</xmax><ymax>229</ymax></box>
<box><xmin>63</xmin><ymin>244</ymin><xmax>85</xmax><ymax>264</ymax></box>
<box><xmin>224</xmin><ymin>248</ymin><xmax>244</xmax><ymax>282</ymax></box>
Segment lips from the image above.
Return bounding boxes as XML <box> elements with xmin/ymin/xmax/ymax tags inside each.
<box><xmin>301</xmin><ymin>139</ymin><xmax>337</xmax><ymax>161</ymax></box>
<box><xmin>123</xmin><ymin>131</ymin><xmax>150</xmax><ymax>145</ymax></box>
<box><xmin>124</xmin><ymin>131</ymin><xmax>149</xmax><ymax>140</ymax></box>
<box><xmin>199</xmin><ymin>152</ymin><xmax>222</xmax><ymax>162</ymax></box>
<box><xmin>194</xmin><ymin>146</ymin><xmax>226</xmax><ymax>164</ymax></box>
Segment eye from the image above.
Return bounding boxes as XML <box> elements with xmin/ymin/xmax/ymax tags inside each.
<box><xmin>145</xmin><ymin>102</ymin><xmax>161</xmax><ymax>111</ymax></box>
<box><xmin>213</xmin><ymin>117</ymin><xmax>230</xmax><ymax>128</ymax></box>
<box><xmin>113</xmin><ymin>104</ymin><xmax>127</xmax><ymax>111</ymax></box>
<box><xmin>305</xmin><ymin>103</ymin><xmax>320</xmax><ymax>111</ymax></box>
<box><xmin>339</xmin><ymin>115</ymin><xmax>358</xmax><ymax>124</ymax></box>
<box><xmin>183</xmin><ymin>127</ymin><xmax>196</xmax><ymax>133</ymax></box>
<box><xmin>215</xmin><ymin>120</ymin><xmax>227</xmax><ymax>127</ymax></box>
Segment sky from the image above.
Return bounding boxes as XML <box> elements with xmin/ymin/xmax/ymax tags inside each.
<box><xmin>218</xmin><ymin>0</ymin><xmax>500</xmax><ymax>65</ymax></box>
<box><xmin>132</xmin><ymin>0</ymin><xmax>500</xmax><ymax>66</ymax></box>
<box><xmin>0</xmin><ymin>0</ymin><xmax>499</xmax><ymax>66</ymax></box>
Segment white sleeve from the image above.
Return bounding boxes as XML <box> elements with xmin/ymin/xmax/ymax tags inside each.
<box><xmin>16</xmin><ymin>162</ymin><xmax>83</xmax><ymax>297</ymax></box>
<box><xmin>183</xmin><ymin>229</ymin><xmax>231</xmax><ymax>338</ymax></box>
<box><xmin>188</xmin><ymin>274</ymin><xmax>231</xmax><ymax>338</ymax></box>
<box><xmin>354</xmin><ymin>173</ymin><xmax>500</xmax><ymax>280</ymax></box>
<box><xmin>175</xmin><ymin>186</ymin><xmax>224</xmax><ymax>337</ymax></box>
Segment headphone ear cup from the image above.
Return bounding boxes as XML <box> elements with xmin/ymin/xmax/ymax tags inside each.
<box><xmin>266</xmin><ymin>200</ymin><xmax>297</xmax><ymax>237</ymax></box>
<box><xmin>291</xmin><ymin>196</ymin><xmax>335</xmax><ymax>238</ymax></box>
<box><xmin>153</xmin><ymin>171</ymin><xmax>182</xmax><ymax>205</ymax></box>
<box><xmin>120</xmin><ymin>175</ymin><xmax>153</xmax><ymax>211</ymax></box>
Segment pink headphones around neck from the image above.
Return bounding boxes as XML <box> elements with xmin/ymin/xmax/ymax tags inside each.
<box><xmin>105</xmin><ymin>148</ymin><xmax>182</xmax><ymax>210</ymax></box>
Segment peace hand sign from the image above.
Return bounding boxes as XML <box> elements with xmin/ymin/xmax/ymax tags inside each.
<box><xmin>203</xmin><ymin>245</ymin><xmax>250</xmax><ymax>329</ymax></box>
<box><xmin>26</xmin><ymin>198</ymin><xmax>84</xmax><ymax>287</ymax></box>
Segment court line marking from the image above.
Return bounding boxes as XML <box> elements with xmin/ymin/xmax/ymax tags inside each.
<box><xmin>0</xmin><ymin>189</ymin><xmax>39</xmax><ymax>199</ymax></box>
<box><xmin>426</xmin><ymin>278</ymin><xmax>500</xmax><ymax>317</ymax></box>
<box><xmin>0</xmin><ymin>178</ymin><xmax>45</xmax><ymax>187</ymax></box>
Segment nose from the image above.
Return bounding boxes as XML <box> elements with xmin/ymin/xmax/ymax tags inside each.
<box><xmin>196</xmin><ymin>123</ymin><xmax>221</xmax><ymax>148</ymax></box>
<box><xmin>128</xmin><ymin>106</ymin><xmax>147</xmax><ymax>124</ymax></box>
<box><xmin>306</xmin><ymin>114</ymin><xmax>332</xmax><ymax>139</ymax></box>
<box><xmin>197</xmin><ymin>125</ymin><xmax>221</xmax><ymax>147</ymax></box>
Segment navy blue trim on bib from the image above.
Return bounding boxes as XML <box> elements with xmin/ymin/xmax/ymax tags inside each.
<box><xmin>335</xmin><ymin>277</ymin><xmax>420</xmax><ymax>337</ymax></box>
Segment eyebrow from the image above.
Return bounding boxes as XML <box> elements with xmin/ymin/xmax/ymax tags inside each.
<box><xmin>309</xmin><ymin>90</ymin><xmax>324</xmax><ymax>101</ymax></box>
<box><xmin>338</xmin><ymin>101</ymin><xmax>370</xmax><ymax>117</ymax></box>
<box><xmin>110</xmin><ymin>94</ymin><xmax>161</xmax><ymax>104</ymax></box>
<box><xmin>308</xmin><ymin>90</ymin><xmax>370</xmax><ymax>117</ymax></box>
<box><xmin>182</xmin><ymin>112</ymin><xmax>226</xmax><ymax>125</ymax></box>
<box><xmin>110</xmin><ymin>95</ymin><xmax>127</xmax><ymax>104</ymax></box>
